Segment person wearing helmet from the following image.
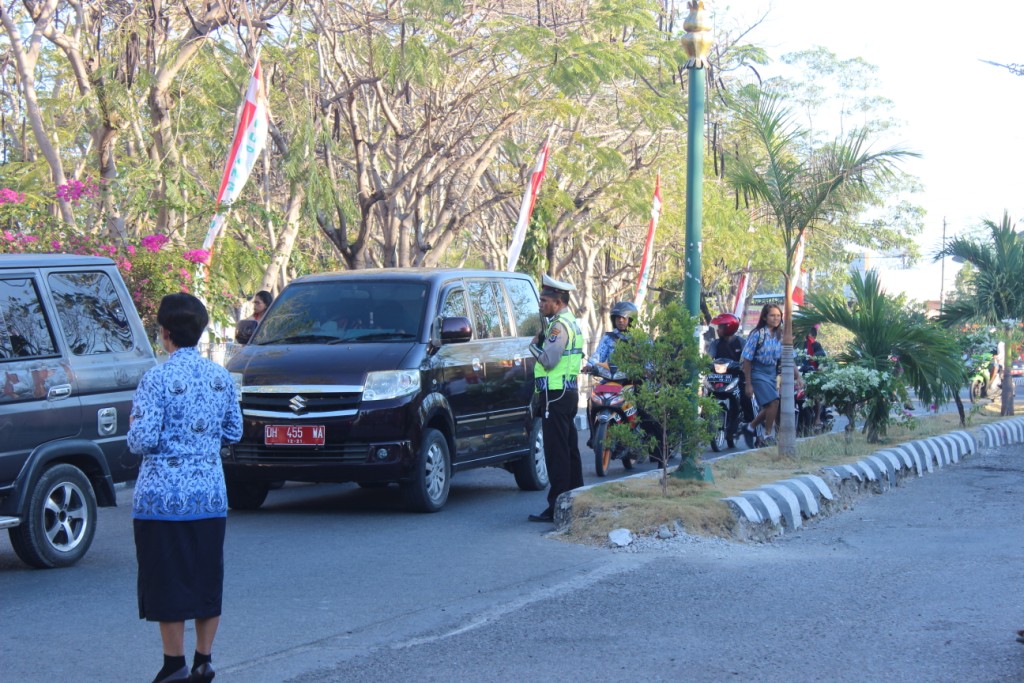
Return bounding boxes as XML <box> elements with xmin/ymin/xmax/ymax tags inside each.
<box><xmin>709</xmin><ymin>313</ymin><xmax>743</xmax><ymax>362</ymax></box>
<box><xmin>584</xmin><ymin>301</ymin><xmax>638</xmax><ymax>370</ymax></box>
<box><xmin>710</xmin><ymin>312</ymin><xmax>754</xmax><ymax>423</ymax></box>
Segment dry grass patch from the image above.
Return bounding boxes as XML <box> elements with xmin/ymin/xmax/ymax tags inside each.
<box><xmin>564</xmin><ymin>406</ymin><xmax>1010</xmax><ymax>545</ymax></box>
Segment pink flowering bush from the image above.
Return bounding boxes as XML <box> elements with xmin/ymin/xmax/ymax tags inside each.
<box><xmin>182</xmin><ymin>249</ymin><xmax>210</xmax><ymax>264</ymax></box>
<box><xmin>0</xmin><ymin>224</ymin><xmax>232</xmax><ymax>333</ymax></box>
<box><xmin>55</xmin><ymin>179</ymin><xmax>100</xmax><ymax>204</ymax></box>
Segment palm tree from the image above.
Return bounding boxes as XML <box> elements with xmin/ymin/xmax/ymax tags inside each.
<box><xmin>936</xmin><ymin>211</ymin><xmax>1024</xmax><ymax>415</ymax></box>
<box><xmin>729</xmin><ymin>88</ymin><xmax>919</xmax><ymax>455</ymax></box>
<box><xmin>797</xmin><ymin>271</ymin><xmax>966</xmax><ymax>441</ymax></box>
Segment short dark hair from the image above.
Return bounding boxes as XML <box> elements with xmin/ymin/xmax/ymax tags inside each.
<box><xmin>157</xmin><ymin>293</ymin><xmax>208</xmax><ymax>347</ymax></box>
<box><xmin>253</xmin><ymin>290</ymin><xmax>273</xmax><ymax>307</ymax></box>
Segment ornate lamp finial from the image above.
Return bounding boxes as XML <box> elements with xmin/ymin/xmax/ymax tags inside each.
<box><xmin>681</xmin><ymin>0</ymin><xmax>713</xmax><ymax>70</ymax></box>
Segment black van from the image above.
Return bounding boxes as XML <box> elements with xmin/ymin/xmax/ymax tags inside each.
<box><xmin>0</xmin><ymin>255</ymin><xmax>156</xmax><ymax>567</ymax></box>
<box><xmin>223</xmin><ymin>269</ymin><xmax>548</xmax><ymax>512</ymax></box>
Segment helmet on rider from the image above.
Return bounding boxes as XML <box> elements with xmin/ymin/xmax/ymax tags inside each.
<box><xmin>609</xmin><ymin>301</ymin><xmax>638</xmax><ymax>328</ymax></box>
<box><xmin>711</xmin><ymin>312</ymin><xmax>739</xmax><ymax>337</ymax></box>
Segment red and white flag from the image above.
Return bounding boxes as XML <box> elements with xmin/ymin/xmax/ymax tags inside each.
<box><xmin>506</xmin><ymin>129</ymin><xmax>553</xmax><ymax>272</ymax></box>
<box><xmin>791</xmin><ymin>230</ymin><xmax>807</xmax><ymax>306</ymax></box>
<box><xmin>200</xmin><ymin>54</ymin><xmax>270</xmax><ymax>270</ymax></box>
<box><xmin>634</xmin><ymin>174</ymin><xmax>662</xmax><ymax>309</ymax></box>
<box><xmin>733</xmin><ymin>260</ymin><xmax>751</xmax><ymax>319</ymax></box>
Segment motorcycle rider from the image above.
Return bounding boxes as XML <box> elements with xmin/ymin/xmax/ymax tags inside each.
<box><xmin>583</xmin><ymin>301</ymin><xmax>664</xmax><ymax>465</ymax></box>
<box><xmin>584</xmin><ymin>301</ymin><xmax>638</xmax><ymax>370</ymax></box>
<box><xmin>584</xmin><ymin>301</ymin><xmax>637</xmax><ymax>443</ymax></box>
<box><xmin>709</xmin><ymin>313</ymin><xmax>754</xmax><ymax>424</ymax></box>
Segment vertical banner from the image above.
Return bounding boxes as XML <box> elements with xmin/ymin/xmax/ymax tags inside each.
<box><xmin>791</xmin><ymin>230</ymin><xmax>807</xmax><ymax>307</ymax></box>
<box><xmin>634</xmin><ymin>173</ymin><xmax>662</xmax><ymax>309</ymax></box>
<box><xmin>199</xmin><ymin>54</ymin><xmax>270</xmax><ymax>275</ymax></box>
<box><xmin>732</xmin><ymin>259</ymin><xmax>750</xmax><ymax>320</ymax></box>
<box><xmin>506</xmin><ymin>128</ymin><xmax>553</xmax><ymax>272</ymax></box>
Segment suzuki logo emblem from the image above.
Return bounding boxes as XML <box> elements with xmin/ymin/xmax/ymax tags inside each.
<box><xmin>289</xmin><ymin>395</ymin><xmax>307</xmax><ymax>414</ymax></box>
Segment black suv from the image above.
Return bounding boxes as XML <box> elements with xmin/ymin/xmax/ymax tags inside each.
<box><xmin>0</xmin><ymin>255</ymin><xmax>156</xmax><ymax>567</ymax></box>
<box><xmin>224</xmin><ymin>268</ymin><xmax>547</xmax><ymax>512</ymax></box>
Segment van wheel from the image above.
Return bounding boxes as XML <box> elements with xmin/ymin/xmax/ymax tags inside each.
<box><xmin>226</xmin><ymin>481</ymin><xmax>269</xmax><ymax>510</ymax></box>
<box><xmin>402</xmin><ymin>428</ymin><xmax>450</xmax><ymax>512</ymax></box>
<box><xmin>513</xmin><ymin>418</ymin><xmax>548</xmax><ymax>491</ymax></box>
<box><xmin>9</xmin><ymin>464</ymin><xmax>97</xmax><ymax>569</ymax></box>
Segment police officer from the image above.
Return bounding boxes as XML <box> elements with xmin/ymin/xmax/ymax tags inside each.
<box><xmin>528</xmin><ymin>274</ymin><xmax>585</xmax><ymax>523</ymax></box>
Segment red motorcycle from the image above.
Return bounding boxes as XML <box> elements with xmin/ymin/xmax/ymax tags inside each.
<box><xmin>586</xmin><ymin>363</ymin><xmax>640</xmax><ymax>476</ymax></box>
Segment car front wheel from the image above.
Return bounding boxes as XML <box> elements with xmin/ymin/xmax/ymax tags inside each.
<box><xmin>9</xmin><ymin>464</ymin><xmax>97</xmax><ymax>569</ymax></box>
<box><xmin>513</xmin><ymin>418</ymin><xmax>548</xmax><ymax>491</ymax></box>
<box><xmin>402</xmin><ymin>428</ymin><xmax>451</xmax><ymax>512</ymax></box>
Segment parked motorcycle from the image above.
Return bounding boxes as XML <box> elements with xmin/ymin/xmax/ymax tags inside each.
<box><xmin>586</xmin><ymin>363</ymin><xmax>639</xmax><ymax>476</ymax></box>
<box><xmin>796</xmin><ymin>361</ymin><xmax>835</xmax><ymax>437</ymax></box>
<box><xmin>795</xmin><ymin>384</ymin><xmax>835</xmax><ymax>437</ymax></box>
<box><xmin>966</xmin><ymin>352</ymin><xmax>995</xmax><ymax>403</ymax></box>
<box><xmin>703</xmin><ymin>358</ymin><xmax>745</xmax><ymax>451</ymax></box>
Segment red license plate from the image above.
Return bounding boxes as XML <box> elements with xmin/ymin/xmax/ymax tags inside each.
<box><xmin>264</xmin><ymin>425</ymin><xmax>325</xmax><ymax>446</ymax></box>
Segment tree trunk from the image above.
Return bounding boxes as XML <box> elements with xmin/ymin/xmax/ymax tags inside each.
<box><xmin>1001</xmin><ymin>357</ymin><xmax>1015</xmax><ymax>416</ymax></box>
<box><xmin>259</xmin><ymin>181</ymin><xmax>306</xmax><ymax>292</ymax></box>
<box><xmin>0</xmin><ymin>2</ymin><xmax>77</xmax><ymax>227</ymax></box>
<box><xmin>777</xmin><ymin>275</ymin><xmax>797</xmax><ymax>458</ymax></box>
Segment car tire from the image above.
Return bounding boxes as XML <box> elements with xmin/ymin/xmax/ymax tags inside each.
<box><xmin>9</xmin><ymin>464</ymin><xmax>97</xmax><ymax>569</ymax></box>
<box><xmin>226</xmin><ymin>480</ymin><xmax>270</xmax><ymax>511</ymax></box>
<box><xmin>402</xmin><ymin>428</ymin><xmax>451</xmax><ymax>512</ymax></box>
<box><xmin>513</xmin><ymin>418</ymin><xmax>549</xmax><ymax>491</ymax></box>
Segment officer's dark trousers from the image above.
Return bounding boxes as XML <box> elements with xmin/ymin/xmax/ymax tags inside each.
<box><xmin>543</xmin><ymin>389</ymin><xmax>584</xmax><ymax>511</ymax></box>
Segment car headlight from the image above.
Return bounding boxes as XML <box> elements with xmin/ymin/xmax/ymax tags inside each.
<box><xmin>363</xmin><ymin>370</ymin><xmax>420</xmax><ymax>401</ymax></box>
<box><xmin>230</xmin><ymin>372</ymin><xmax>244</xmax><ymax>401</ymax></box>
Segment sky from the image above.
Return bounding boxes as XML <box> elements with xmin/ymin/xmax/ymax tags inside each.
<box><xmin>733</xmin><ymin>0</ymin><xmax>1024</xmax><ymax>302</ymax></box>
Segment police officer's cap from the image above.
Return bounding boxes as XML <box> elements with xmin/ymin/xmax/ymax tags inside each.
<box><xmin>540</xmin><ymin>273</ymin><xmax>576</xmax><ymax>297</ymax></box>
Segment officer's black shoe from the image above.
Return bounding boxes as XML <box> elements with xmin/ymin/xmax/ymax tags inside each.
<box><xmin>528</xmin><ymin>509</ymin><xmax>554</xmax><ymax>523</ymax></box>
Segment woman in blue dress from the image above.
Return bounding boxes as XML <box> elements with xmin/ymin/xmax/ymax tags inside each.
<box><xmin>740</xmin><ymin>304</ymin><xmax>801</xmax><ymax>447</ymax></box>
<box><xmin>128</xmin><ymin>293</ymin><xmax>243</xmax><ymax>683</ymax></box>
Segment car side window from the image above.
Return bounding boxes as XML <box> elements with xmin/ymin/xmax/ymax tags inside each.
<box><xmin>0</xmin><ymin>278</ymin><xmax>58</xmax><ymax>360</ymax></box>
<box><xmin>503</xmin><ymin>278</ymin><xmax>542</xmax><ymax>338</ymax></box>
<box><xmin>441</xmin><ymin>288</ymin><xmax>469</xmax><ymax>320</ymax></box>
<box><xmin>467</xmin><ymin>280</ymin><xmax>509</xmax><ymax>339</ymax></box>
<box><xmin>47</xmin><ymin>271</ymin><xmax>134</xmax><ymax>355</ymax></box>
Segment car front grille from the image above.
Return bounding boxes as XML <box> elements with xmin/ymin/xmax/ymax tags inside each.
<box><xmin>230</xmin><ymin>443</ymin><xmax>370</xmax><ymax>465</ymax></box>
<box><xmin>240</xmin><ymin>385</ymin><xmax>362</xmax><ymax>418</ymax></box>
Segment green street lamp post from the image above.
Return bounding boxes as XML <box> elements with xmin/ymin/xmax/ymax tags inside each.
<box><xmin>677</xmin><ymin>1</ymin><xmax>714</xmax><ymax>481</ymax></box>
<box><xmin>681</xmin><ymin>0</ymin><xmax>712</xmax><ymax>317</ymax></box>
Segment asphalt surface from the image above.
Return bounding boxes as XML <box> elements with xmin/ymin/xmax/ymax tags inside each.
<box><xmin>2</xmin><ymin>394</ymin><xmax>1022</xmax><ymax>682</ymax></box>
<box><xmin>284</xmin><ymin>441</ymin><xmax>1024</xmax><ymax>683</ymax></box>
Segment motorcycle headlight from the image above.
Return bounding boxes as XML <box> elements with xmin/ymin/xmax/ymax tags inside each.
<box><xmin>713</xmin><ymin>362</ymin><xmax>730</xmax><ymax>374</ymax></box>
<box><xmin>363</xmin><ymin>370</ymin><xmax>421</xmax><ymax>401</ymax></box>
<box><xmin>608</xmin><ymin>394</ymin><xmax>625</xmax><ymax>406</ymax></box>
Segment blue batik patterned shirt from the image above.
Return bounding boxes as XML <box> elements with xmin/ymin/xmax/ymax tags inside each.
<box><xmin>741</xmin><ymin>327</ymin><xmax>782</xmax><ymax>369</ymax></box>
<box><xmin>128</xmin><ymin>347</ymin><xmax>243</xmax><ymax>521</ymax></box>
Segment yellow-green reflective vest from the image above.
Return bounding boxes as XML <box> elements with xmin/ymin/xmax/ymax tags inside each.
<box><xmin>534</xmin><ymin>310</ymin><xmax>584</xmax><ymax>392</ymax></box>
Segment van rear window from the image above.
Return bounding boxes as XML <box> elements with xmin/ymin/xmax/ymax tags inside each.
<box><xmin>254</xmin><ymin>281</ymin><xmax>426</xmax><ymax>344</ymax></box>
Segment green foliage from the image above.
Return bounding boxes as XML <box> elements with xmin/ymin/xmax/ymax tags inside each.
<box><xmin>798</xmin><ymin>270</ymin><xmax>965</xmax><ymax>441</ymax></box>
<box><xmin>803</xmin><ymin>360</ymin><xmax>909</xmax><ymax>444</ymax></box>
<box><xmin>605</xmin><ymin>302</ymin><xmax>717</xmax><ymax>480</ymax></box>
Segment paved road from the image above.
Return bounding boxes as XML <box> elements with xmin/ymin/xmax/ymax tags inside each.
<box><xmin>3</xmin><ymin>436</ymin><xmax>1024</xmax><ymax>682</ymax></box>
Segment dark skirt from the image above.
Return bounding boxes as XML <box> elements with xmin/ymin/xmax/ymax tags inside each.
<box><xmin>134</xmin><ymin>517</ymin><xmax>226</xmax><ymax>622</ymax></box>
<box><xmin>751</xmin><ymin>363</ymin><xmax>780</xmax><ymax>407</ymax></box>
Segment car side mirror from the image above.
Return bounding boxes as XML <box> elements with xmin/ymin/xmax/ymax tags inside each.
<box><xmin>235</xmin><ymin>319</ymin><xmax>258</xmax><ymax>344</ymax></box>
<box><xmin>439</xmin><ymin>316</ymin><xmax>472</xmax><ymax>344</ymax></box>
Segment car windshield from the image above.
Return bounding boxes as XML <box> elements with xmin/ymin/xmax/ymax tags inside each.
<box><xmin>253</xmin><ymin>281</ymin><xmax>426</xmax><ymax>345</ymax></box>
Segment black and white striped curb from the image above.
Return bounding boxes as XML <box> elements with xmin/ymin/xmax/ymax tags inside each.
<box><xmin>722</xmin><ymin>416</ymin><xmax>1024</xmax><ymax>534</ymax></box>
